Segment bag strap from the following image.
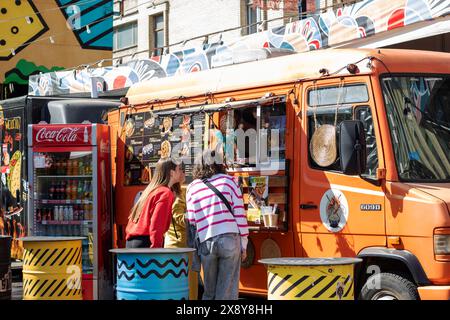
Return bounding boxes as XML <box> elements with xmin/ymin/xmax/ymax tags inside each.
<box><xmin>202</xmin><ymin>178</ymin><xmax>234</xmax><ymax>216</ymax></box>
<box><xmin>171</xmin><ymin>215</ymin><xmax>179</xmax><ymax>240</ymax></box>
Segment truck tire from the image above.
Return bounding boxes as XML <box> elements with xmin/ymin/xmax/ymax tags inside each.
<box><xmin>359</xmin><ymin>272</ymin><xmax>419</xmax><ymax>300</ymax></box>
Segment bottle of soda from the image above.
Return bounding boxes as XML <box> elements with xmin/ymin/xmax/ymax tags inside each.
<box><xmin>69</xmin><ymin>181</ymin><xmax>75</xmax><ymax>200</ymax></box>
<box><xmin>49</xmin><ymin>182</ymin><xmax>55</xmax><ymax>200</ymax></box>
<box><xmin>73</xmin><ymin>206</ymin><xmax>79</xmax><ymax>221</ymax></box>
<box><xmin>36</xmin><ymin>209</ymin><xmax>42</xmax><ymax>223</ymax></box>
<box><xmin>58</xmin><ymin>181</ymin><xmax>64</xmax><ymax>200</ymax></box>
<box><xmin>54</xmin><ymin>182</ymin><xmax>59</xmax><ymax>200</ymax></box>
<box><xmin>68</xmin><ymin>206</ymin><xmax>73</xmax><ymax>221</ymax></box>
<box><xmin>78</xmin><ymin>205</ymin><xmax>84</xmax><ymax>221</ymax></box>
<box><xmin>87</xmin><ymin>181</ymin><xmax>92</xmax><ymax>199</ymax></box>
<box><xmin>62</xmin><ymin>160</ymin><xmax>67</xmax><ymax>176</ymax></box>
<box><xmin>78</xmin><ymin>161</ymin><xmax>84</xmax><ymax>175</ymax></box>
<box><xmin>61</xmin><ymin>181</ymin><xmax>66</xmax><ymax>200</ymax></box>
<box><xmin>56</xmin><ymin>160</ymin><xmax>61</xmax><ymax>175</ymax></box>
<box><xmin>77</xmin><ymin>181</ymin><xmax>83</xmax><ymax>200</ymax></box>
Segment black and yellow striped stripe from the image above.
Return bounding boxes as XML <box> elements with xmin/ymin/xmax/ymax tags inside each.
<box><xmin>21</xmin><ymin>239</ymin><xmax>83</xmax><ymax>300</ymax></box>
<box><xmin>267</xmin><ymin>264</ymin><xmax>356</xmax><ymax>300</ymax></box>
<box><xmin>23</xmin><ymin>247</ymin><xmax>81</xmax><ymax>268</ymax></box>
<box><xmin>23</xmin><ymin>278</ymin><xmax>82</xmax><ymax>300</ymax></box>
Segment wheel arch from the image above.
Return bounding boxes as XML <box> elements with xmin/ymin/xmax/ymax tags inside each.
<box><xmin>356</xmin><ymin>247</ymin><xmax>431</xmax><ymax>287</ymax></box>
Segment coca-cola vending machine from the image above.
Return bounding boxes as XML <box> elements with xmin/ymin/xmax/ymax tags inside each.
<box><xmin>27</xmin><ymin>123</ymin><xmax>113</xmax><ymax>300</ymax></box>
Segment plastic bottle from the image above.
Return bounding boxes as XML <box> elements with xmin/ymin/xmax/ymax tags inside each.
<box><xmin>73</xmin><ymin>160</ymin><xmax>79</xmax><ymax>176</ymax></box>
<box><xmin>62</xmin><ymin>160</ymin><xmax>67</xmax><ymax>176</ymax></box>
<box><xmin>67</xmin><ymin>160</ymin><xmax>73</xmax><ymax>175</ymax></box>
<box><xmin>71</xmin><ymin>181</ymin><xmax>77</xmax><ymax>200</ymax></box>
<box><xmin>77</xmin><ymin>181</ymin><xmax>84</xmax><ymax>200</ymax></box>
<box><xmin>78</xmin><ymin>161</ymin><xmax>84</xmax><ymax>175</ymax></box>
<box><xmin>49</xmin><ymin>182</ymin><xmax>55</xmax><ymax>200</ymax></box>
<box><xmin>63</xmin><ymin>206</ymin><xmax>69</xmax><ymax>221</ymax></box>
<box><xmin>67</xmin><ymin>206</ymin><xmax>73</xmax><ymax>221</ymax></box>
<box><xmin>87</xmin><ymin>181</ymin><xmax>93</xmax><ymax>199</ymax></box>
<box><xmin>73</xmin><ymin>206</ymin><xmax>79</xmax><ymax>221</ymax></box>
<box><xmin>53</xmin><ymin>206</ymin><xmax>58</xmax><ymax>221</ymax></box>
<box><xmin>36</xmin><ymin>209</ymin><xmax>42</xmax><ymax>223</ymax></box>
<box><xmin>78</xmin><ymin>205</ymin><xmax>84</xmax><ymax>221</ymax></box>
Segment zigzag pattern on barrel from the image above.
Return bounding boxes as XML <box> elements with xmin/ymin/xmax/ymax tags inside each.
<box><xmin>118</xmin><ymin>258</ymin><xmax>189</xmax><ymax>280</ymax></box>
<box><xmin>118</xmin><ymin>258</ymin><xmax>189</xmax><ymax>270</ymax></box>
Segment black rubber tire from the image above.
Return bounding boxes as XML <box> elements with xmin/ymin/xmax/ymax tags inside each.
<box><xmin>359</xmin><ymin>272</ymin><xmax>420</xmax><ymax>300</ymax></box>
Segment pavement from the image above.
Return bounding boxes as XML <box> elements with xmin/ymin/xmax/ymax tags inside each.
<box><xmin>11</xmin><ymin>260</ymin><xmax>23</xmax><ymax>300</ymax></box>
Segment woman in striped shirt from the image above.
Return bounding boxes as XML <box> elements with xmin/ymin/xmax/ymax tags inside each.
<box><xmin>186</xmin><ymin>150</ymin><xmax>248</xmax><ymax>300</ymax></box>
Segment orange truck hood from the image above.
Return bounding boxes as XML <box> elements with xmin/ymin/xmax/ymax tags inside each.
<box><xmin>406</xmin><ymin>183</ymin><xmax>450</xmax><ymax>214</ymax></box>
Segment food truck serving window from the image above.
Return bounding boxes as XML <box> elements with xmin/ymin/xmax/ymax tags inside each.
<box><xmin>220</xmin><ymin>98</ymin><xmax>287</xmax><ymax>171</ymax></box>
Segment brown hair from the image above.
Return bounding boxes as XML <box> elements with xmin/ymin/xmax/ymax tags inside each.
<box><xmin>193</xmin><ymin>149</ymin><xmax>226</xmax><ymax>180</ymax></box>
<box><xmin>171</xmin><ymin>182</ymin><xmax>182</xmax><ymax>198</ymax></box>
<box><xmin>129</xmin><ymin>158</ymin><xmax>178</xmax><ymax>223</ymax></box>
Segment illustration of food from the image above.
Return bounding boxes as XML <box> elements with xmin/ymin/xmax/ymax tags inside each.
<box><xmin>125</xmin><ymin>145</ymin><xmax>134</xmax><ymax>162</ymax></box>
<box><xmin>0</xmin><ymin>0</ymin><xmax>48</xmax><ymax>60</ymax></box>
<box><xmin>160</xmin><ymin>140</ymin><xmax>171</xmax><ymax>159</ymax></box>
<box><xmin>8</xmin><ymin>151</ymin><xmax>22</xmax><ymax>198</ymax></box>
<box><xmin>162</xmin><ymin>117</ymin><xmax>172</xmax><ymax>132</ymax></box>
<box><xmin>144</xmin><ymin>116</ymin><xmax>155</xmax><ymax>128</ymax></box>
<box><xmin>142</xmin><ymin>144</ymin><xmax>153</xmax><ymax>155</ymax></box>
<box><xmin>125</xmin><ymin>118</ymin><xmax>135</xmax><ymax>137</ymax></box>
<box><xmin>140</xmin><ymin>166</ymin><xmax>150</xmax><ymax>184</ymax></box>
<box><xmin>183</xmin><ymin>115</ymin><xmax>191</xmax><ymax>126</ymax></box>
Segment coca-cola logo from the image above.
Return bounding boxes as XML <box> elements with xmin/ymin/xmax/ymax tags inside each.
<box><xmin>36</xmin><ymin>127</ymin><xmax>82</xmax><ymax>143</ymax></box>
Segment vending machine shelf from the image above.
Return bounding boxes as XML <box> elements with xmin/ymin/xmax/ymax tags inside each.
<box><xmin>38</xmin><ymin>199</ymin><xmax>93</xmax><ymax>205</ymax></box>
<box><xmin>37</xmin><ymin>175</ymin><xmax>92</xmax><ymax>179</ymax></box>
<box><xmin>40</xmin><ymin>220</ymin><xmax>93</xmax><ymax>225</ymax></box>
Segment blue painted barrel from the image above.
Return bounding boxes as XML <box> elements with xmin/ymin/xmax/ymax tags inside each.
<box><xmin>110</xmin><ymin>248</ymin><xmax>195</xmax><ymax>300</ymax></box>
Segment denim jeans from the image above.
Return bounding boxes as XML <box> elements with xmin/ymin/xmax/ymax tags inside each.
<box><xmin>199</xmin><ymin>233</ymin><xmax>241</xmax><ymax>300</ymax></box>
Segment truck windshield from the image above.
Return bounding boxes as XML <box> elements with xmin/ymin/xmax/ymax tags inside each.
<box><xmin>381</xmin><ymin>75</ymin><xmax>450</xmax><ymax>182</ymax></box>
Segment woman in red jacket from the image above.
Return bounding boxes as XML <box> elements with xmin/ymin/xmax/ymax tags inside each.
<box><xmin>126</xmin><ymin>158</ymin><xmax>185</xmax><ymax>248</ymax></box>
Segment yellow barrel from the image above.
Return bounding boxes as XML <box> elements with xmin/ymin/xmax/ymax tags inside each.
<box><xmin>20</xmin><ymin>237</ymin><xmax>85</xmax><ymax>300</ymax></box>
<box><xmin>259</xmin><ymin>258</ymin><xmax>362</xmax><ymax>300</ymax></box>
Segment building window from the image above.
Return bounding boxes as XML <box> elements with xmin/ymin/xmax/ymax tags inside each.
<box><xmin>154</xmin><ymin>14</ymin><xmax>164</xmax><ymax>51</ymax></box>
<box><xmin>246</xmin><ymin>1</ymin><xmax>264</xmax><ymax>35</ymax></box>
<box><xmin>114</xmin><ymin>22</ymin><xmax>138</xmax><ymax>51</ymax></box>
<box><xmin>114</xmin><ymin>0</ymin><xmax>138</xmax><ymax>16</ymax></box>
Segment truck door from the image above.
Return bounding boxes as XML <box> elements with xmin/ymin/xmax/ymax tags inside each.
<box><xmin>297</xmin><ymin>77</ymin><xmax>387</xmax><ymax>258</ymax></box>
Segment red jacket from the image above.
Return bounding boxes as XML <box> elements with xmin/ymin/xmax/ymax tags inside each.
<box><xmin>125</xmin><ymin>186</ymin><xmax>174</xmax><ymax>248</ymax></box>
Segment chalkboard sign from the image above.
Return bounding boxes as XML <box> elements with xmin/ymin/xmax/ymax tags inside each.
<box><xmin>123</xmin><ymin>111</ymin><xmax>206</xmax><ymax>185</ymax></box>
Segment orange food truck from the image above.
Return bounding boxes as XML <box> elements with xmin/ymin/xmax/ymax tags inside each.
<box><xmin>107</xmin><ymin>48</ymin><xmax>450</xmax><ymax>300</ymax></box>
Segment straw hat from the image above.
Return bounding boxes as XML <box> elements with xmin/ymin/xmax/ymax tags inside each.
<box><xmin>309</xmin><ymin>124</ymin><xmax>337</xmax><ymax>167</ymax></box>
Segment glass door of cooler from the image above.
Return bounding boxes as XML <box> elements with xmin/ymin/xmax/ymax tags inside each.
<box><xmin>31</xmin><ymin>150</ymin><xmax>94</xmax><ymax>275</ymax></box>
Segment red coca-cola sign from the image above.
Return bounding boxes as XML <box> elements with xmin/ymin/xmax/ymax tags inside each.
<box><xmin>32</xmin><ymin>125</ymin><xmax>92</xmax><ymax>146</ymax></box>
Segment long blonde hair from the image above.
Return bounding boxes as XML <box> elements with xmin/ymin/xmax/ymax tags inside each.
<box><xmin>129</xmin><ymin>158</ymin><xmax>178</xmax><ymax>223</ymax></box>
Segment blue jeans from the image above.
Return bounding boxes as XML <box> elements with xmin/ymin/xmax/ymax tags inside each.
<box><xmin>199</xmin><ymin>233</ymin><xmax>241</xmax><ymax>300</ymax></box>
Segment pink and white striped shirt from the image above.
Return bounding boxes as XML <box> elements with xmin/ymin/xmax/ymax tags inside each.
<box><xmin>186</xmin><ymin>174</ymin><xmax>249</xmax><ymax>250</ymax></box>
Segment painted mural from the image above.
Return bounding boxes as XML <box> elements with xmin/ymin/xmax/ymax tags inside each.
<box><xmin>0</xmin><ymin>103</ymin><xmax>26</xmax><ymax>259</ymax></box>
<box><xmin>29</xmin><ymin>0</ymin><xmax>449</xmax><ymax>96</ymax></box>
<box><xmin>1</xmin><ymin>0</ymin><xmax>113</xmax><ymax>97</ymax></box>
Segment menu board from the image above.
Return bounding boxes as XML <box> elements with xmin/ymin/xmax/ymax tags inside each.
<box><xmin>124</xmin><ymin>111</ymin><xmax>206</xmax><ymax>186</ymax></box>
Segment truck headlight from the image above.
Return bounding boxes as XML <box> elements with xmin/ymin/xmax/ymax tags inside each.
<box><xmin>434</xmin><ymin>229</ymin><xmax>450</xmax><ymax>255</ymax></box>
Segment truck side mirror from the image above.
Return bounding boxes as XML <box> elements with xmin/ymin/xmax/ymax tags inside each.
<box><xmin>339</xmin><ymin>120</ymin><xmax>367</xmax><ymax>175</ymax></box>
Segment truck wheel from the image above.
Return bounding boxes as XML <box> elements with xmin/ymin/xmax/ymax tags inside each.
<box><xmin>359</xmin><ymin>272</ymin><xmax>419</xmax><ymax>300</ymax></box>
